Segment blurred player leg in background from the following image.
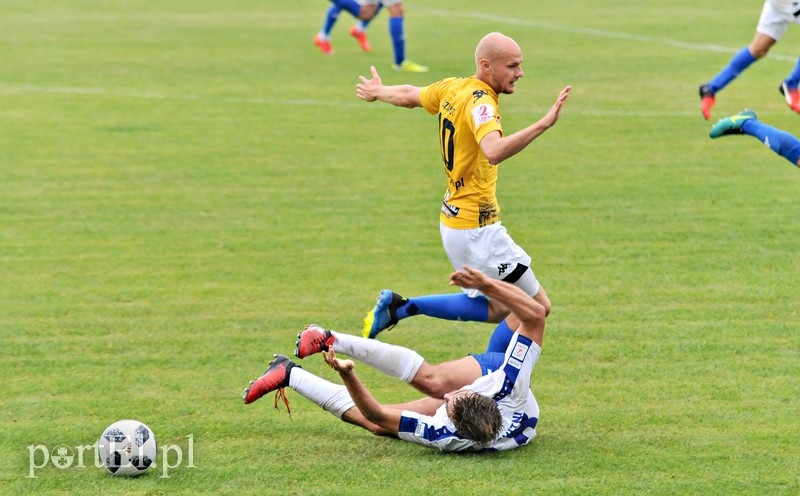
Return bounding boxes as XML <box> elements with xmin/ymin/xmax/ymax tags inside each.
<box><xmin>314</xmin><ymin>0</ymin><xmax>427</xmax><ymax>72</ymax></box>
<box><xmin>698</xmin><ymin>1</ymin><xmax>800</xmax><ymax>119</ymax></box>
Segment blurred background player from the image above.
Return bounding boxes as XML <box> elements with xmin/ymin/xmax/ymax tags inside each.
<box><xmin>699</xmin><ymin>0</ymin><xmax>800</xmax><ymax>120</ymax></box>
<box><xmin>356</xmin><ymin>32</ymin><xmax>570</xmax><ymax>348</ymax></box>
<box><xmin>313</xmin><ymin>0</ymin><xmax>428</xmax><ymax>72</ymax></box>
<box><xmin>709</xmin><ymin>109</ymin><xmax>800</xmax><ymax>168</ymax></box>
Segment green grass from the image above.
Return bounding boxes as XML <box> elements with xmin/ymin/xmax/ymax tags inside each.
<box><xmin>2</xmin><ymin>0</ymin><xmax>799</xmax><ymax>494</ymax></box>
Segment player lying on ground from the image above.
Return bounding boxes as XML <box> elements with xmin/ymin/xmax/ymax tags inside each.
<box><xmin>243</xmin><ymin>266</ymin><xmax>545</xmax><ymax>452</ymax></box>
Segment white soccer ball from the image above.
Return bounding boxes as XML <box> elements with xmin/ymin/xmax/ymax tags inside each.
<box><xmin>97</xmin><ymin>419</ymin><xmax>157</xmax><ymax>476</ymax></box>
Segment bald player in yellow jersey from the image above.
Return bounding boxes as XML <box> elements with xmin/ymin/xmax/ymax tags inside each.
<box><xmin>357</xmin><ymin>32</ymin><xmax>571</xmax><ymax>350</ymax></box>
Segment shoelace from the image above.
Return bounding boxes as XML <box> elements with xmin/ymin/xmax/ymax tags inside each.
<box><xmin>273</xmin><ymin>387</ymin><xmax>291</xmax><ymax>415</ymax></box>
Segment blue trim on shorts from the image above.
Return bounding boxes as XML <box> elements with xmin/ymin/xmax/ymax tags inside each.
<box><xmin>469</xmin><ymin>351</ymin><xmax>506</xmax><ymax>375</ymax></box>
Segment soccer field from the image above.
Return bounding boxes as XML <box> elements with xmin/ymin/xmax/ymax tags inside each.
<box><xmin>1</xmin><ymin>0</ymin><xmax>799</xmax><ymax>494</ymax></box>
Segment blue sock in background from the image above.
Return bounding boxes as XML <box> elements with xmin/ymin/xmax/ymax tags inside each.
<box><xmin>742</xmin><ymin>119</ymin><xmax>800</xmax><ymax>166</ymax></box>
<box><xmin>784</xmin><ymin>57</ymin><xmax>800</xmax><ymax>89</ymax></box>
<box><xmin>396</xmin><ymin>293</ymin><xmax>489</xmax><ymax>323</ymax></box>
<box><xmin>485</xmin><ymin>320</ymin><xmax>515</xmax><ymax>353</ymax></box>
<box><xmin>389</xmin><ymin>16</ymin><xmax>405</xmax><ymax>65</ymax></box>
<box><xmin>708</xmin><ymin>47</ymin><xmax>757</xmax><ymax>94</ymax></box>
<box><xmin>322</xmin><ymin>5</ymin><xmax>341</xmax><ymax>37</ymax></box>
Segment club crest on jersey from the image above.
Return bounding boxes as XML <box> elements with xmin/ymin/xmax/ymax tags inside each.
<box><xmin>472</xmin><ymin>104</ymin><xmax>496</xmax><ymax>127</ymax></box>
<box><xmin>511</xmin><ymin>341</ymin><xmax>528</xmax><ymax>362</ymax></box>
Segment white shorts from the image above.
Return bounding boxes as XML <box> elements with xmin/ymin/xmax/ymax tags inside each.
<box><xmin>440</xmin><ymin>222</ymin><xmax>540</xmax><ymax>298</ymax></box>
<box><xmin>758</xmin><ymin>1</ymin><xmax>800</xmax><ymax>40</ymax></box>
<box><xmin>358</xmin><ymin>0</ymin><xmax>402</xmax><ymax>7</ymax></box>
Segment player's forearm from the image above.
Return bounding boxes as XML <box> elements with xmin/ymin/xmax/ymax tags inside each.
<box><xmin>374</xmin><ymin>85</ymin><xmax>422</xmax><ymax>108</ymax></box>
<box><xmin>475</xmin><ymin>277</ymin><xmax>540</xmax><ymax>326</ymax></box>
<box><xmin>484</xmin><ymin>121</ymin><xmax>551</xmax><ymax>165</ymax></box>
<box><xmin>339</xmin><ymin>371</ymin><xmax>397</xmax><ymax>430</ymax></box>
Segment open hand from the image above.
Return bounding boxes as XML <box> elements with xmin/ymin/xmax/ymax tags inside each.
<box><xmin>540</xmin><ymin>85</ymin><xmax>571</xmax><ymax>128</ymax></box>
<box><xmin>356</xmin><ymin>66</ymin><xmax>383</xmax><ymax>102</ymax></box>
<box><xmin>322</xmin><ymin>347</ymin><xmax>355</xmax><ymax>375</ymax></box>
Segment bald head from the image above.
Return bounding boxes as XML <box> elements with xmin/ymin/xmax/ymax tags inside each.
<box><xmin>475</xmin><ymin>32</ymin><xmax>522</xmax><ymax>71</ymax></box>
<box><xmin>474</xmin><ymin>32</ymin><xmax>524</xmax><ymax>95</ymax></box>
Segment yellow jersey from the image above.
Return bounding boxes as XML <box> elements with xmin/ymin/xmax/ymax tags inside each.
<box><xmin>419</xmin><ymin>77</ymin><xmax>503</xmax><ymax>229</ymax></box>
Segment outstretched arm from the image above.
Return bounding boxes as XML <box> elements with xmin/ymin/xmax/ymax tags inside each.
<box><xmin>356</xmin><ymin>66</ymin><xmax>423</xmax><ymax>109</ymax></box>
<box><xmin>480</xmin><ymin>85</ymin><xmax>571</xmax><ymax>165</ymax></box>
<box><xmin>323</xmin><ymin>347</ymin><xmax>402</xmax><ymax>435</ymax></box>
<box><xmin>450</xmin><ymin>266</ymin><xmax>545</xmax><ymax>346</ymax></box>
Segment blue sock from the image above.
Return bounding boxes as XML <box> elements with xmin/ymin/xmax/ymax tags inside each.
<box><xmin>329</xmin><ymin>0</ymin><xmax>361</xmax><ymax>18</ymax></box>
<box><xmin>389</xmin><ymin>16</ymin><xmax>405</xmax><ymax>65</ymax></box>
<box><xmin>784</xmin><ymin>57</ymin><xmax>800</xmax><ymax>89</ymax></box>
<box><xmin>396</xmin><ymin>293</ymin><xmax>489</xmax><ymax>322</ymax></box>
<box><xmin>485</xmin><ymin>320</ymin><xmax>515</xmax><ymax>353</ymax></box>
<box><xmin>742</xmin><ymin>119</ymin><xmax>800</xmax><ymax>166</ymax></box>
<box><xmin>708</xmin><ymin>47</ymin><xmax>757</xmax><ymax>94</ymax></box>
<box><xmin>322</xmin><ymin>5</ymin><xmax>341</xmax><ymax>37</ymax></box>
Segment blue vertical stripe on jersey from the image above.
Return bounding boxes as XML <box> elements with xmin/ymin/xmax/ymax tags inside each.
<box><xmin>498</xmin><ymin>334</ymin><xmax>532</xmax><ymax>398</ymax></box>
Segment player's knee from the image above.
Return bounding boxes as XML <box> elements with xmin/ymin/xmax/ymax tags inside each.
<box><xmin>358</xmin><ymin>5</ymin><xmax>378</xmax><ymax>20</ymax></box>
<box><xmin>531</xmin><ymin>301</ymin><xmax>547</xmax><ymax>323</ymax></box>
<box><xmin>748</xmin><ymin>37</ymin><xmax>775</xmax><ymax>59</ymax></box>
<box><xmin>750</xmin><ymin>45</ymin><xmax>770</xmax><ymax>58</ymax></box>
<box><xmin>387</xmin><ymin>4</ymin><xmax>404</xmax><ymax>17</ymax></box>
<box><xmin>534</xmin><ymin>288</ymin><xmax>551</xmax><ymax>317</ymax></box>
<box><xmin>486</xmin><ymin>299</ymin><xmax>510</xmax><ymax>323</ymax></box>
<box><xmin>416</xmin><ymin>378</ymin><xmax>447</xmax><ymax>398</ymax></box>
<box><xmin>411</xmin><ymin>369</ymin><xmax>449</xmax><ymax>398</ymax></box>
<box><xmin>542</xmin><ymin>299</ymin><xmax>551</xmax><ymax>317</ymax></box>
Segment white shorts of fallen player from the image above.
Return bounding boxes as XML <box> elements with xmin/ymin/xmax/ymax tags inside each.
<box><xmin>440</xmin><ymin>221</ymin><xmax>540</xmax><ymax>299</ymax></box>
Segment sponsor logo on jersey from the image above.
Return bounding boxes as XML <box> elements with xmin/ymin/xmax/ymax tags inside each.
<box><xmin>472</xmin><ymin>104</ymin><xmax>495</xmax><ymax>127</ymax></box>
<box><xmin>441</xmin><ymin>190</ymin><xmax>459</xmax><ymax>217</ymax></box>
<box><xmin>472</xmin><ymin>89</ymin><xmax>489</xmax><ymax>103</ymax></box>
<box><xmin>441</xmin><ymin>201</ymin><xmax>459</xmax><ymax>218</ymax></box>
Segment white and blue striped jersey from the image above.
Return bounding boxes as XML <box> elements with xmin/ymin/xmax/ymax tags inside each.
<box><xmin>397</xmin><ymin>332</ymin><xmax>541</xmax><ymax>452</ymax></box>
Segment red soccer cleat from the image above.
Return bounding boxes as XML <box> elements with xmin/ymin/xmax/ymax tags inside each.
<box><xmin>349</xmin><ymin>26</ymin><xmax>372</xmax><ymax>52</ymax></box>
<box><xmin>295</xmin><ymin>324</ymin><xmax>334</xmax><ymax>359</ymax></box>
<box><xmin>313</xmin><ymin>33</ymin><xmax>334</xmax><ymax>55</ymax></box>
<box><xmin>699</xmin><ymin>84</ymin><xmax>715</xmax><ymax>121</ymax></box>
<box><xmin>779</xmin><ymin>83</ymin><xmax>800</xmax><ymax>114</ymax></box>
<box><xmin>243</xmin><ymin>355</ymin><xmax>298</xmax><ymax>410</ymax></box>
